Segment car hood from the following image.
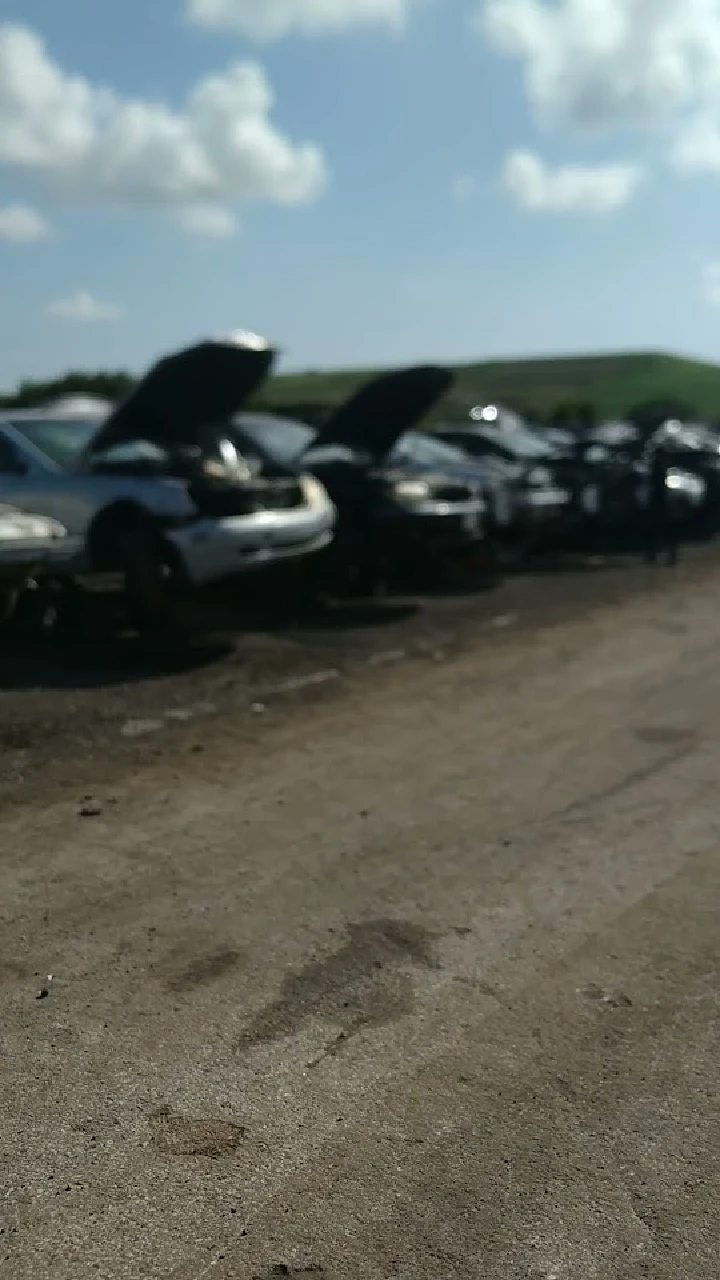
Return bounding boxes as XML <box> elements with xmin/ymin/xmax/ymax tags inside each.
<box><xmin>89</xmin><ymin>333</ymin><xmax>275</xmax><ymax>454</ymax></box>
<box><xmin>310</xmin><ymin>366</ymin><xmax>453</xmax><ymax>460</ymax></box>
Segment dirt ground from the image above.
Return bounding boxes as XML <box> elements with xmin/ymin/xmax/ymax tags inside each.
<box><xmin>2</xmin><ymin>554</ymin><xmax>720</xmax><ymax>1277</ymax></box>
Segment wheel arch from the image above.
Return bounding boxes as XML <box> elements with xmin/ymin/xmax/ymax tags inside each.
<box><xmin>87</xmin><ymin>500</ymin><xmax>151</xmax><ymax>572</ymax></box>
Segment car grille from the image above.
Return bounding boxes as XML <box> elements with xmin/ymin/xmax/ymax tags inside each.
<box><xmin>190</xmin><ymin>478</ymin><xmax>306</xmax><ymax>518</ymax></box>
<box><xmin>259</xmin><ymin>479</ymin><xmax>305</xmax><ymax>510</ymax></box>
<box><xmin>430</xmin><ymin>483</ymin><xmax>474</xmax><ymax>503</ymax></box>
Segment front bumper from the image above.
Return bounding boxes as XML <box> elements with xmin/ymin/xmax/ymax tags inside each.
<box><xmin>520</xmin><ymin>487</ymin><xmax>573</xmax><ymax>525</ymax></box>
<box><xmin>168</xmin><ymin>503</ymin><xmax>336</xmax><ymax>586</ymax></box>
<box><xmin>377</xmin><ymin>497</ymin><xmax>488</xmax><ymax>549</ymax></box>
<box><xmin>0</xmin><ymin>535</ymin><xmax>85</xmax><ymax>581</ymax></box>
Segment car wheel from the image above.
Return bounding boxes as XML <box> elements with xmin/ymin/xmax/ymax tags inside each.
<box><xmin>325</xmin><ymin>518</ymin><xmax>383</xmax><ymax>599</ymax></box>
<box><xmin>0</xmin><ymin>586</ymin><xmax>19</xmax><ymax>626</ymax></box>
<box><xmin>118</xmin><ymin>524</ymin><xmax>189</xmax><ymax>645</ymax></box>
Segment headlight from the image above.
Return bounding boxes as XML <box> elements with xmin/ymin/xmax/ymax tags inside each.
<box><xmin>300</xmin><ymin>473</ymin><xmax>331</xmax><ymax>508</ymax></box>
<box><xmin>0</xmin><ymin>512</ymin><xmax>67</xmax><ymax>540</ymax></box>
<box><xmin>391</xmin><ymin>478</ymin><xmax>432</xmax><ymax>503</ymax></box>
<box><xmin>202</xmin><ymin>459</ymin><xmax>231</xmax><ymax>480</ymax></box>
<box><xmin>526</xmin><ymin>466</ymin><xmax>552</xmax><ymax>486</ymax></box>
<box><xmin>666</xmin><ymin>469</ymin><xmax>705</xmax><ymax>499</ymax></box>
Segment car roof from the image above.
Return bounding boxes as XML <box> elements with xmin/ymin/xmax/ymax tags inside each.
<box><xmin>1</xmin><ymin>408</ymin><xmax>106</xmax><ymax>422</ymax></box>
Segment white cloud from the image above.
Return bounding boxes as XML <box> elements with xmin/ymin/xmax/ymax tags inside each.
<box><xmin>45</xmin><ymin>291</ymin><xmax>123</xmax><ymax>323</ymax></box>
<box><xmin>480</xmin><ymin>0</ymin><xmax>720</xmax><ymax>181</ymax></box>
<box><xmin>186</xmin><ymin>0</ymin><xmax>411</xmax><ymax>40</ymax></box>
<box><xmin>502</xmin><ymin>149</ymin><xmax>643</xmax><ymax>213</ymax></box>
<box><xmin>702</xmin><ymin>261</ymin><xmax>720</xmax><ymax>304</ymax></box>
<box><xmin>0</xmin><ymin>202</ymin><xmax>52</xmax><ymax>241</ymax></box>
<box><xmin>672</xmin><ymin>112</ymin><xmax>720</xmax><ymax>172</ymax></box>
<box><xmin>178</xmin><ymin>203</ymin><xmax>239</xmax><ymax>236</ymax></box>
<box><xmin>0</xmin><ymin>23</ymin><xmax>326</xmax><ymax>231</ymax></box>
<box><xmin>480</xmin><ymin>0</ymin><xmax>720</xmax><ymax>131</ymax></box>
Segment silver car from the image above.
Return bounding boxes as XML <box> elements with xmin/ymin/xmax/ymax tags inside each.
<box><xmin>0</xmin><ymin>334</ymin><xmax>336</xmax><ymax>629</ymax></box>
<box><xmin>0</xmin><ymin>504</ymin><xmax>77</xmax><ymax>623</ymax></box>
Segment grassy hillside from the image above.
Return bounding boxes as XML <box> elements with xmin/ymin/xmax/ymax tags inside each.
<box><xmin>6</xmin><ymin>350</ymin><xmax>720</xmax><ymax>422</ymax></box>
<box><xmin>253</xmin><ymin>351</ymin><xmax>720</xmax><ymax>422</ymax></box>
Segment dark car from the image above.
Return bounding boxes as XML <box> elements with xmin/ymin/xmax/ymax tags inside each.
<box><xmin>588</xmin><ymin>421</ymin><xmax>711</xmax><ymax>535</ymax></box>
<box><xmin>435</xmin><ymin>407</ymin><xmax>579</xmax><ymax>553</ymax></box>
<box><xmin>226</xmin><ymin>366</ymin><xmax>491</xmax><ymax>594</ymax></box>
<box><xmin>387</xmin><ymin>429</ymin><xmax>520</xmax><ymax>550</ymax></box>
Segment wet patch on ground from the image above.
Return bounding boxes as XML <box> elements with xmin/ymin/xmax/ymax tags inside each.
<box><xmin>579</xmin><ymin>983</ymin><xmax>633</xmax><ymax>1010</ymax></box>
<box><xmin>235</xmin><ymin>918</ymin><xmax>440</xmax><ymax>1056</ymax></box>
<box><xmin>634</xmin><ymin>725</ymin><xmax>696</xmax><ymax>746</ymax></box>
<box><xmin>252</xmin><ymin>1266</ymin><xmax>325</xmax><ymax>1279</ymax></box>
<box><xmin>148</xmin><ymin>1106</ymin><xmax>245</xmax><ymax>1157</ymax></box>
<box><xmin>163</xmin><ymin>946</ymin><xmax>245</xmax><ymax>994</ymax></box>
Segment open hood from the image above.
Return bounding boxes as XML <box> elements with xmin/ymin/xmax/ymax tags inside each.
<box><xmin>310</xmin><ymin>366</ymin><xmax>453</xmax><ymax>460</ymax></box>
<box><xmin>90</xmin><ymin>332</ymin><xmax>275</xmax><ymax>454</ymax></box>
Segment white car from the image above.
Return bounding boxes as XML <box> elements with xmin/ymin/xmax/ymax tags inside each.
<box><xmin>0</xmin><ymin>334</ymin><xmax>336</xmax><ymax>631</ymax></box>
<box><xmin>0</xmin><ymin>504</ymin><xmax>78</xmax><ymax>623</ymax></box>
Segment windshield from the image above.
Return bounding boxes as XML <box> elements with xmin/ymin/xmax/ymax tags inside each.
<box><xmin>664</xmin><ymin>423</ymin><xmax>720</xmax><ymax>453</ymax></box>
<box><xmin>10</xmin><ymin>417</ymin><xmax>100</xmax><ymax>468</ymax></box>
<box><xmin>389</xmin><ymin>431</ymin><xmax>466</xmax><ymax>467</ymax></box>
<box><xmin>233</xmin><ymin>414</ymin><xmax>316</xmax><ymax>465</ymax></box>
<box><xmin>478</xmin><ymin>422</ymin><xmax>555</xmax><ymax>460</ymax></box>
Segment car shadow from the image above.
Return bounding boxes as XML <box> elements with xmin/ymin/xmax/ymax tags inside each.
<box><xmin>394</xmin><ymin>570</ymin><xmax>500</xmax><ymax>599</ymax></box>
<box><xmin>218</xmin><ymin>598</ymin><xmax>420</xmax><ymax>633</ymax></box>
<box><xmin>0</xmin><ymin>592</ymin><xmax>419</xmax><ymax>692</ymax></box>
<box><xmin>0</xmin><ymin>630</ymin><xmax>234</xmax><ymax>692</ymax></box>
<box><xmin>511</xmin><ymin>551</ymin><xmax>616</xmax><ymax>575</ymax></box>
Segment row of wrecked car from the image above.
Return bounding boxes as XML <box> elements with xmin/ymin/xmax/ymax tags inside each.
<box><xmin>0</xmin><ymin>331</ymin><xmax>718</xmax><ymax>642</ymax></box>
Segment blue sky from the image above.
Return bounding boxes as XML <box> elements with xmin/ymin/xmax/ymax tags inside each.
<box><xmin>2</xmin><ymin>0</ymin><xmax>720</xmax><ymax>390</ymax></box>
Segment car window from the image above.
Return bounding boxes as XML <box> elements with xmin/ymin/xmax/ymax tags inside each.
<box><xmin>390</xmin><ymin>432</ymin><xmax>466</xmax><ymax>467</ymax></box>
<box><xmin>0</xmin><ymin>433</ymin><xmax>25</xmax><ymax>473</ymax></box>
<box><xmin>304</xmin><ymin>443</ymin><xmax>361</xmax><ymax>465</ymax></box>
<box><xmin>92</xmin><ymin>440</ymin><xmax>167</xmax><ymax>465</ymax></box>
<box><xmin>9</xmin><ymin>417</ymin><xmax>100</xmax><ymax>469</ymax></box>
<box><xmin>232</xmin><ymin>414</ymin><xmax>316</xmax><ymax>466</ymax></box>
<box><xmin>668</xmin><ymin>424</ymin><xmax>720</xmax><ymax>453</ymax></box>
<box><xmin>477</xmin><ymin>423</ymin><xmax>554</xmax><ymax>460</ymax></box>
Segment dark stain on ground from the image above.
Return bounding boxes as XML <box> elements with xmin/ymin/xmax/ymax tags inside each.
<box><xmin>0</xmin><ymin>959</ymin><xmax>30</xmax><ymax>985</ymax></box>
<box><xmin>235</xmin><ymin>918</ymin><xmax>439</xmax><ymax>1055</ymax></box>
<box><xmin>634</xmin><ymin>725</ymin><xmax>696</xmax><ymax>746</ymax></box>
<box><xmin>253</xmin><ymin>1267</ymin><xmax>325</xmax><ymax>1278</ymax></box>
<box><xmin>0</xmin><ymin>726</ymin><xmax>34</xmax><ymax>751</ymax></box>
<box><xmin>149</xmin><ymin>1106</ymin><xmax>245</xmax><ymax>1157</ymax></box>
<box><xmin>580</xmin><ymin>983</ymin><xmax>633</xmax><ymax>1010</ymax></box>
<box><xmin>561</xmin><ymin>734</ymin><xmax>697</xmax><ymax>817</ymax></box>
<box><xmin>652</xmin><ymin>619</ymin><xmax>688</xmax><ymax>636</ymax></box>
<box><xmin>165</xmin><ymin>947</ymin><xmax>244</xmax><ymax>993</ymax></box>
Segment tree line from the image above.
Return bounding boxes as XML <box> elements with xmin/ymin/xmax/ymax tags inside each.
<box><xmin>0</xmin><ymin>372</ymin><xmax>698</xmax><ymax>433</ymax></box>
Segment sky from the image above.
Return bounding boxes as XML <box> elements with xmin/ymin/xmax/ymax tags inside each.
<box><xmin>3</xmin><ymin>0</ymin><xmax>720</xmax><ymax>390</ymax></box>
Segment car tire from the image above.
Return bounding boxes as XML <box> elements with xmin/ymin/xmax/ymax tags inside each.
<box><xmin>118</xmin><ymin>524</ymin><xmax>188</xmax><ymax>645</ymax></box>
<box><xmin>327</xmin><ymin>518</ymin><xmax>384</xmax><ymax>598</ymax></box>
<box><xmin>0</xmin><ymin>586</ymin><xmax>19</xmax><ymax>626</ymax></box>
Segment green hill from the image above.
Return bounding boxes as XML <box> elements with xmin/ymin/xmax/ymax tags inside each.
<box><xmin>6</xmin><ymin>350</ymin><xmax>720</xmax><ymax>423</ymax></box>
<box><xmin>254</xmin><ymin>351</ymin><xmax>720</xmax><ymax>422</ymax></box>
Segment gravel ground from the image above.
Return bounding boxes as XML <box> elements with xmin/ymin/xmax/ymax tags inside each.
<box><xmin>1</xmin><ymin>547</ymin><xmax>718</xmax><ymax>793</ymax></box>
<box><xmin>1</xmin><ymin>550</ymin><xmax>720</xmax><ymax>1277</ymax></box>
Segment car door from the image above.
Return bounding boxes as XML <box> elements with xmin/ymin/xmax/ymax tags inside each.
<box><xmin>0</xmin><ymin>432</ymin><xmax>35</xmax><ymax>509</ymax></box>
<box><xmin>0</xmin><ymin>430</ymin><xmax>92</xmax><ymax>533</ymax></box>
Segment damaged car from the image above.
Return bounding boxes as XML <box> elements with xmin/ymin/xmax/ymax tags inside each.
<box><xmin>225</xmin><ymin>365</ymin><xmax>491</xmax><ymax>593</ymax></box>
<box><xmin>0</xmin><ymin>334</ymin><xmax>336</xmax><ymax>634</ymax></box>
<box><xmin>0</xmin><ymin>504</ymin><xmax>77</xmax><ymax>625</ymax></box>
<box><xmin>435</xmin><ymin>406</ymin><xmax>577</xmax><ymax>555</ymax></box>
<box><xmin>580</xmin><ymin>422</ymin><xmax>712</xmax><ymax>538</ymax></box>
